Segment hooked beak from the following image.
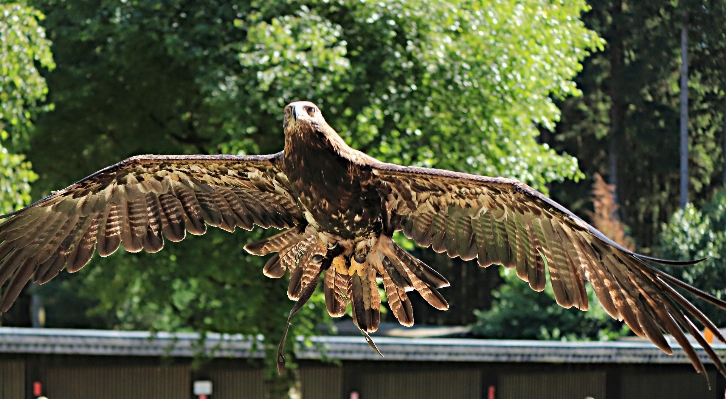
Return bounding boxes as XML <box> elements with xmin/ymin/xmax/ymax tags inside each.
<box><xmin>283</xmin><ymin>101</ymin><xmax>319</xmax><ymax>130</ymax></box>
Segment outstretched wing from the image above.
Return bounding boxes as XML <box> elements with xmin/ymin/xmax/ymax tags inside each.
<box><xmin>0</xmin><ymin>152</ymin><xmax>303</xmax><ymax>312</ymax></box>
<box><xmin>373</xmin><ymin>162</ymin><xmax>726</xmax><ymax>380</ymax></box>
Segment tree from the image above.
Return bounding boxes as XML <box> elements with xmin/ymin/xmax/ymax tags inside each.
<box><xmin>588</xmin><ymin>173</ymin><xmax>635</xmax><ymax>251</ymax></box>
<box><xmin>552</xmin><ymin>1</ymin><xmax>726</xmax><ymax>249</ymax></box>
<box><xmin>0</xmin><ymin>2</ymin><xmax>54</xmax><ymax>326</ymax></box>
<box><xmin>680</xmin><ymin>8</ymin><xmax>689</xmax><ymax>210</ymax></box>
<box><xmin>0</xmin><ymin>1</ymin><xmax>53</xmax><ymax>214</ymax></box>
<box><xmin>659</xmin><ymin>190</ymin><xmax>726</xmax><ymax>327</ymax></box>
<box><xmin>472</xmin><ymin>267</ymin><xmax>627</xmax><ymax>341</ymax></box>
<box><xmin>472</xmin><ymin>172</ymin><xmax>631</xmax><ymax>340</ymax></box>
<box><xmin>26</xmin><ymin>0</ymin><xmax>599</xmax><ymax>397</ymax></box>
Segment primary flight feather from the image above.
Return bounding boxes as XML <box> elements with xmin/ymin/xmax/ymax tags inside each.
<box><xmin>1</xmin><ymin>101</ymin><xmax>725</xmax><ymax>379</ymax></box>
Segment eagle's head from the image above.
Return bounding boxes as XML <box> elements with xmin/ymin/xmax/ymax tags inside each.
<box><xmin>283</xmin><ymin>101</ymin><xmax>327</xmax><ymax>133</ymax></box>
<box><xmin>282</xmin><ymin>100</ymin><xmax>358</xmax><ymax>158</ymax></box>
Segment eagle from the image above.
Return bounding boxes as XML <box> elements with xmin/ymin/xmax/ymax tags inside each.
<box><xmin>0</xmin><ymin>101</ymin><xmax>725</xmax><ymax>379</ymax></box>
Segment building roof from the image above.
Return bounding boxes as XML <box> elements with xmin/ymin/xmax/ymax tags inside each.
<box><xmin>0</xmin><ymin>326</ymin><xmax>724</xmax><ymax>365</ymax></box>
<box><xmin>328</xmin><ymin>320</ymin><xmax>471</xmax><ymax>338</ymax></box>
<box><xmin>0</xmin><ymin>327</ymin><xmax>264</xmax><ymax>359</ymax></box>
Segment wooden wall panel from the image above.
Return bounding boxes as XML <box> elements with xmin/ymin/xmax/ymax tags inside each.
<box><xmin>498</xmin><ymin>370</ymin><xmax>606</xmax><ymax>399</ymax></box>
<box><xmin>208</xmin><ymin>369</ymin><xmax>265</xmax><ymax>399</ymax></box>
<box><xmin>45</xmin><ymin>365</ymin><xmax>189</xmax><ymax>399</ymax></box>
<box><xmin>0</xmin><ymin>360</ymin><xmax>24</xmax><ymax>399</ymax></box>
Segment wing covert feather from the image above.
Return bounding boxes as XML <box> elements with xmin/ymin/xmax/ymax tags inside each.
<box><xmin>372</xmin><ymin>161</ymin><xmax>726</xmax><ymax>382</ymax></box>
<box><xmin>0</xmin><ymin>153</ymin><xmax>303</xmax><ymax>312</ymax></box>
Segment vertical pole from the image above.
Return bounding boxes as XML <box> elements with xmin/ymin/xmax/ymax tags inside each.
<box><xmin>723</xmin><ymin>94</ymin><xmax>726</xmax><ymax>187</ymax></box>
<box><xmin>680</xmin><ymin>15</ymin><xmax>689</xmax><ymax>209</ymax></box>
<box><xmin>608</xmin><ymin>0</ymin><xmax>624</xmax><ymax>220</ymax></box>
<box><xmin>31</xmin><ymin>292</ymin><xmax>41</xmax><ymax>328</ymax></box>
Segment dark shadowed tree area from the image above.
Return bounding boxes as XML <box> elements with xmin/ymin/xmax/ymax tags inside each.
<box><xmin>10</xmin><ymin>1</ymin><xmax>726</xmax><ymax>397</ymax></box>
<box><xmin>1</xmin><ymin>1</ymin><xmax>600</xmax><ymax>397</ymax></box>
<box><xmin>536</xmin><ymin>1</ymin><xmax>726</xmax><ymax>354</ymax></box>
<box><xmin>659</xmin><ymin>190</ymin><xmax>726</xmax><ymax>328</ymax></box>
<box><xmin>551</xmin><ymin>1</ymin><xmax>726</xmax><ymax>250</ymax></box>
<box><xmin>0</xmin><ymin>1</ymin><xmax>54</xmax><ymax>325</ymax></box>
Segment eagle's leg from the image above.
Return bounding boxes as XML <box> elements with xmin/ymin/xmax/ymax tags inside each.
<box><xmin>343</xmin><ymin>243</ymin><xmax>385</xmax><ymax>357</ymax></box>
<box><xmin>276</xmin><ymin>244</ymin><xmax>342</xmax><ymax>374</ymax></box>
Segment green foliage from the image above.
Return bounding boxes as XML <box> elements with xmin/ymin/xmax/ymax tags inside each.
<box><xmin>26</xmin><ymin>0</ymin><xmax>598</xmax><ymax>396</ymax></box>
<box><xmin>0</xmin><ymin>146</ymin><xmax>36</xmax><ymax>214</ymax></box>
<box><xmin>321</xmin><ymin>0</ymin><xmax>599</xmax><ymax>190</ymax></box>
<box><xmin>0</xmin><ymin>2</ymin><xmax>55</xmax><ymax>149</ymax></box>
<box><xmin>0</xmin><ymin>2</ymin><xmax>52</xmax><ymax>213</ymax></box>
<box><xmin>659</xmin><ymin>190</ymin><xmax>726</xmax><ymax>327</ymax></box>
<box><xmin>552</xmin><ymin>1</ymin><xmax>726</xmax><ymax>248</ymax></box>
<box><xmin>472</xmin><ymin>267</ymin><xmax>627</xmax><ymax>341</ymax></box>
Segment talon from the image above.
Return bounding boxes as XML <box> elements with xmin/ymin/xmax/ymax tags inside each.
<box><xmin>312</xmin><ymin>254</ymin><xmax>324</xmax><ymax>264</ymax></box>
<box><xmin>354</xmin><ymin>251</ymin><xmax>367</xmax><ymax>264</ymax></box>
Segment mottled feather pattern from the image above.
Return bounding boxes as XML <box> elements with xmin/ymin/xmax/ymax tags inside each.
<box><xmin>348</xmin><ymin>260</ymin><xmax>381</xmax><ymax>332</ymax></box>
<box><xmin>324</xmin><ymin>257</ymin><xmax>350</xmax><ymax>317</ymax></box>
<box><xmin>246</xmin><ymin>228</ymin><xmax>311</xmax><ymax>278</ymax></box>
<box><xmin>373</xmin><ymin>164</ymin><xmax>726</xmax><ymax>380</ymax></box>
<box><xmin>0</xmin><ymin>154</ymin><xmax>302</xmax><ymax>312</ymax></box>
<box><xmin>373</xmin><ymin>235</ymin><xmax>449</xmax><ymax>318</ymax></box>
<box><xmin>244</xmin><ymin>227</ymin><xmax>308</xmax><ymax>256</ymax></box>
<box><xmin>2</xmin><ymin>101</ymin><xmax>726</xmax><ymax>381</ymax></box>
<box><xmin>250</xmin><ymin>229</ymin><xmax>447</xmax><ymax>332</ymax></box>
<box><xmin>381</xmin><ymin>271</ymin><xmax>414</xmax><ymax>326</ymax></box>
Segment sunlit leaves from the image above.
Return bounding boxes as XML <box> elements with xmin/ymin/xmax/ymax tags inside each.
<box><xmin>335</xmin><ymin>1</ymin><xmax>600</xmax><ymax>190</ymax></box>
<box><xmin>0</xmin><ymin>3</ymin><xmax>54</xmax><ymax>149</ymax></box>
<box><xmin>224</xmin><ymin>0</ymin><xmax>600</xmax><ymax>192</ymax></box>
<box><xmin>27</xmin><ymin>1</ymin><xmax>599</xmax><ymax>395</ymax></box>
<box><xmin>0</xmin><ymin>3</ymin><xmax>47</xmax><ymax>214</ymax></box>
<box><xmin>0</xmin><ymin>145</ymin><xmax>35</xmax><ymax>213</ymax></box>
<box><xmin>659</xmin><ymin>190</ymin><xmax>726</xmax><ymax>326</ymax></box>
<box><xmin>472</xmin><ymin>267</ymin><xmax>627</xmax><ymax>341</ymax></box>
<box><xmin>238</xmin><ymin>8</ymin><xmax>349</xmax><ymax>100</ymax></box>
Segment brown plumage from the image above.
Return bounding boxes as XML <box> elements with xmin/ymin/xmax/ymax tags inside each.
<box><xmin>1</xmin><ymin>101</ymin><xmax>725</xmax><ymax>381</ymax></box>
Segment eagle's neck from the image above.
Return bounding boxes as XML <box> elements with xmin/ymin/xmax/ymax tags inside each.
<box><xmin>282</xmin><ymin>122</ymin><xmax>353</xmax><ymax>193</ymax></box>
<box><xmin>283</xmin><ymin>122</ymin><xmax>355</xmax><ymax>161</ymax></box>
<box><xmin>282</xmin><ymin>123</ymin><xmax>382</xmax><ymax>238</ymax></box>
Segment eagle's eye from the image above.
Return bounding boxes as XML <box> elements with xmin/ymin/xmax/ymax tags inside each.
<box><xmin>284</xmin><ymin>108</ymin><xmax>291</xmax><ymax>117</ymax></box>
<box><xmin>305</xmin><ymin>106</ymin><xmax>316</xmax><ymax>117</ymax></box>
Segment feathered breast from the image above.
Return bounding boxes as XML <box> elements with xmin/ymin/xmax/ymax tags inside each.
<box><xmin>283</xmin><ymin>129</ymin><xmax>382</xmax><ymax>237</ymax></box>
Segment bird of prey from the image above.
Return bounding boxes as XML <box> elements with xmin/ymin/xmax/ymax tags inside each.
<box><xmin>0</xmin><ymin>101</ymin><xmax>725</xmax><ymax>378</ymax></box>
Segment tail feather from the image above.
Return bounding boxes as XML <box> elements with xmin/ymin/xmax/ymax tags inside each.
<box><xmin>378</xmin><ymin>236</ymin><xmax>449</xmax><ymax>311</ymax></box>
<box><xmin>390</xmin><ymin>242</ymin><xmax>449</xmax><ymax>288</ymax></box>
<box><xmin>262</xmin><ymin>253</ymin><xmax>285</xmax><ymax>278</ymax></box>
<box><xmin>244</xmin><ymin>227</ymin><xmax>307</xmax><ymax>256</ymax></box>
<box><xmin>349</xmin><ymin>260</ymin><xmax>381</xmax><ymax>333</ymax></box>
<box><xmin>382</xmin><ymin>271</ymin><xmax>414</xmax><ymax>326</ymax></box>
<box><xmin>283</xmin><ymin>236</ymin><xmax>317</xmax><ymax>300</ymax></box>
<box><xmin>634</xmin><ymin>253</ymin><xmax>706</xmax><ymax>266</ymax></box>
<box><xmin>324</xmin><ymin>256</ymin><xmax>349</xmax><ymax>317</ymax></box>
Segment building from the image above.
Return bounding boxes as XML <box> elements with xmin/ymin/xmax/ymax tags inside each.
<box><xmin>0</xmin><ymin>327</ymin><xmax>723</xmax><ymax>399</ymax></box>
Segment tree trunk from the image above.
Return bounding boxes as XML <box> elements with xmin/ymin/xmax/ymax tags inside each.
<box><xmin>680</xmin><ymin>13</ymin><xmax>689</xmax><ymax>209</ymax></box>
<box><xmin>723</xmin><ymin>93</ymin><xmax>726</xmax><ymax>187</ymax></box>
<box><xmin>608</xmin><ymin>0</ymin><xmax>626</xmax><ymax>221</ymax></box>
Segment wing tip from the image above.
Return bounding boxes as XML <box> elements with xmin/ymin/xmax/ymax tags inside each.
<box><xmin>634</xmin><ymin>253</ymin><xmax>706</xmax><ymax>266</ymax></box>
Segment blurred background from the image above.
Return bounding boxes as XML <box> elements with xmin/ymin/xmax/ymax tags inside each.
<box><xmin>3</xmin><ymin>0</ymin><xmax>726</xmax><ymax>397</ymax></box>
